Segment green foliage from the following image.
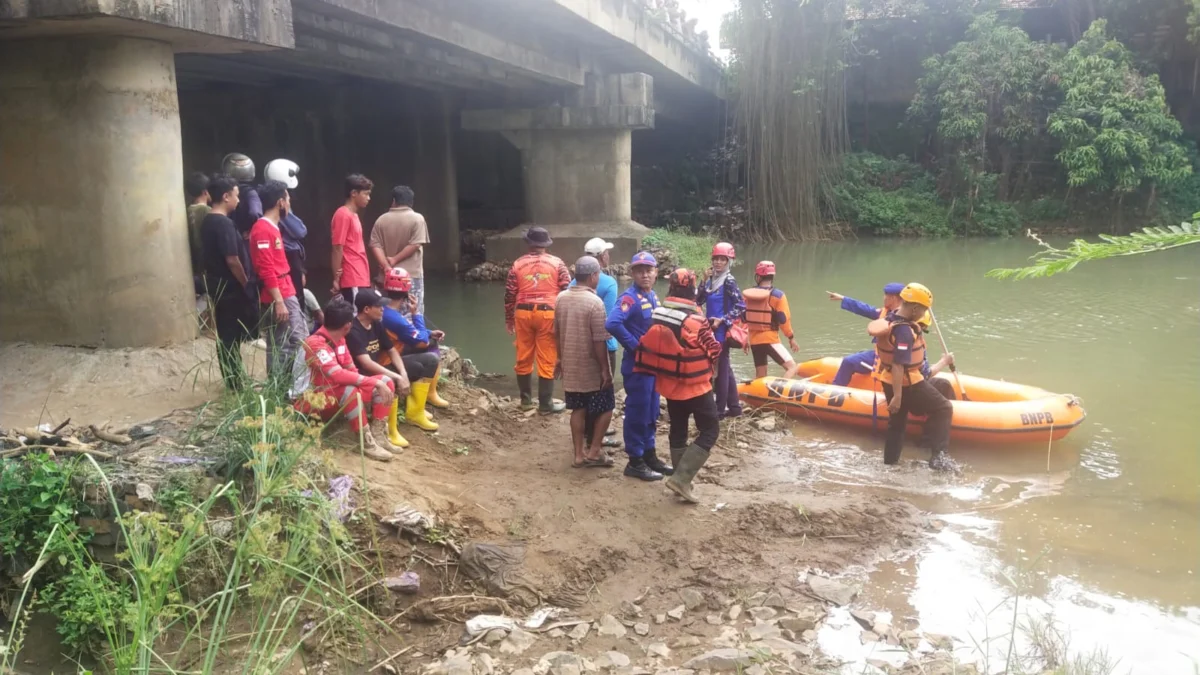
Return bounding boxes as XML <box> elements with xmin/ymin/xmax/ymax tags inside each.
<box><xmin>0</xmin><ymin>453</ymin><xmax>77</xmax><ymax>560</ymax></box>
<box><xmin>987</xmin><ymin>217</ymin><xmax>1200</xmax><ymax>279</ymax></box>
<box><xmin>1047</xmin><ymin>20</ymin><xmax>1192</xmax><ymax>194</ymax></box>
<box><xmin>642</xmin><ymin>226</ymin><xmax>717</xmax><ymax>271</ymax></box>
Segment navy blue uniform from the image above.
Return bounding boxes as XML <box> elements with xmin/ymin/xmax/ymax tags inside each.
<box><xmin>834</xmin><ymin>296</ymin><xmax>931</xmax><ymax>386</ymax></box>
<box><xmin>606</xmin><ymin>286</ymin><xmax>659</xmax><ymax>459</ymax></box>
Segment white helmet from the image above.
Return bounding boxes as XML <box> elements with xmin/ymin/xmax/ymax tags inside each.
<box><xmin>264</xmin><ymin>158</ymin><xmax>300</xmax><ymax>188</ymax></box>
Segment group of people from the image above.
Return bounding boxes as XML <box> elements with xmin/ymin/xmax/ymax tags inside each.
<box><xmin>185</xmin><ymin>153</ymin><xmax>448</xmax><ymax>460</ymax></box>
<box><xmin>512</xmin><ymin>233</ymin><xmax>960</xmax><ymax>506</ymax></box>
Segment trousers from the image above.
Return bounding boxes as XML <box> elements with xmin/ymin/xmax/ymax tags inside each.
<box><xmin>621</xmin><ymin>371</ymin><xmax>660</xmax><ymax>458</ymax></box>
<box><xmin>262</xmin><ymin>295</ymin><xmax>307</xmax><ymax>386</ymax></box>
<box><xmin>513</xmin><ymin>307</ymin><xmax>557</xmax><ymax>379</ymax></box>
<box><xmin>667</xmin><ymin>391</ymin><xmax>720</xmax><ymax>451</ymax></box>
<box><xmin>713</xmin><ymin>345</ymin><xmax>741</xmax><ymax>416</ymax></box>
<box><xmin>213</xmin><ymin>289</ymin><xmax>255</xmax><ymax>391</ymax></box>
<box><xmin>295</xmin><ymin>378</ymin><xmax>395</xmax><ymax>433</ymax></box>
<box><xmin>880</xmin><ymin>380</ymin><xmax>953</xmax><ymax>464</ymax></box>
<box><xmin>833</xmin><ymin>350</ymin><xmax>876</xmax><ymax>387</ymax></box>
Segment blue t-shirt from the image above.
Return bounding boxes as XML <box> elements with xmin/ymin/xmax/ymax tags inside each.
<box><xmin>570</xmin><ymin>272</ymin><xmax>619</xmax><ymax>352</ymax></box>
<box><xmin>890</xmin><ymin>322</ymin><xmax>916</xmax><ymax>365</ymax></box>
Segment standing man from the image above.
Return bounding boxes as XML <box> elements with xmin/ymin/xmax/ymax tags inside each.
<box><xmin>554</xmin><ymin>257</ymin><xmax>616</xmax><ymax>469</ymax></box>
<box><xmin>867</xmin><ymin>283</ymin><xmax>955</xmax><ymax>471</ymax></box>
<box><xmin>504</xmin><ymin>227</ymin><xmax>571</xmax><ymax>413</ymax></box>
<box><xmin>743</xmin><ymin>261</ymin><xmax>800</xmax><ymax>379</ymax></box>
<box><xmin>185</xmin><ymin>171</ymin><xmax>210</xmax><ymax>279</ymax></box>
<box><xmin>223</xmin><ymin>153</ymin><xmax>262</xmax><ymax>234</ymax></box>
<box><xmin>199</xmin><ymin>174</ymin><xmax>254</xmax><ymax>390</ymax></box>
<box><xmin>264</xmin><ymin>159</ymin><xmax>308</xmax><ymax>309</ymax></box>
<box><xmin>331</xmin><ymin>173</ymin><xmax>374</xmax><ymax>303</ymax></box>
<box><xmin>634</xmin><ymin>269</ymin><xmax>722</xmax><ymax>503</ymax></box>
<box><xmin>571</xmin><ymin>238</ymin><xmax>621</xmax><ymax>450</ymax></box>
<box><xmin>370</xmin><ymin>186</ymin><xmax>430</xmax><ymax>315</ymax></box>
<box><xmin>606</xmin><ymin>251</ymin><xmax>672</xmax><ymax>481</ymax></box>
<box><xmin>248</xmin><ymin>180</ymin><xmax>307</xmax><ymax>385</ymax></box>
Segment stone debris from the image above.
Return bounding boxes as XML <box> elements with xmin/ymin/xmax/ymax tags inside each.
<box><xmin>634</xmin><ymin>622</ymin><xmax>650</xmax><ymax>636</ymax></box>
<box><xmin>679</xmin><ymin>588</ymin><xmax>705</xmax><ymax>611</ymax></box>
<box><xmin>669</xmin><ymin>636</ymin><xmax>702</xmax><ymax>649</ymax></box>
<box><xmin>745</xmin><ymin>623</ymin><xmax>781</xmax><ymax>641</ymax></box>
<box><xmin>547</xmin><ymin>628</ymin><xmax>566</xmax><ymax>638</ymax></box>
<box><xmin>726</xmin><ymin>604</ymin><xmax>742</xmax><ymax>621</ymax></box>
<box><xmin>646</xmin><ymin>642</ymin><xmax>670</xmax><ymax>658</ymax></box>
<box><xmin>598</xmin><ymin>614</ymin><xmax>627</xmax><ymax>638</ymax></box>
<box><xmin>761</xmin><ymin>591</ymin><xmax>786</xmax><ymax>609</ymax></box>
<box><xmin>654</xmin><ymin>613</ymin><xmax>667</xmax><ymax>625</ymax></box>
<box><xmin>808</xmin><ymin>575</ymin><xmax>859</xmax><ymax>607</ymax></box>
<box><xmin>499</xmin><ymin>627</ymin><xmax>537</xmax><ymax>655</ymax></box>
<box><xmin>597</xmin><ymin>651</ymin><xmax>630</xmax><ymax>670</ymax></box>
<box><xmin>666</xmin><ymin>605</ymin><xmax>686</xmax><ymax>621</ymax></box>
<box><xmin>682</xmin><ymin>649</ymin><xmax>756</xmax><ymax>672</ymax></box>
<box><xmin>569</xmin><ymin>622</ymin><xmax>592</xmax><ymax>641</ymax></box>
<box><xmin>383</xmin><ymin>571</ymin><xmax>421</xmax><ymax>594</ymax></box>
<box><xmin>704</xmin><ymin>614</ymin><xmax>722</xmax><ymax>625</ymax></box>
<box><xmin>754</xmin><ymin>417</ymin><xmax>776</xmax><ymax>432</ymax></box>
<box><xmin>860</xmin><ymin>630</ymin><xmax>880</xmax><ymax>644</ymax></box>
<box><xmin>850</xmin><ymin>609</ymin><xmax>876</xmax><ymax>630</ymax></box>
<box><xmin>747</xmin><ymin>606</ymin><xmax>776</xmax><ymax>621</ymax></box>
<box><xmin>476</xmin><ymin>653</ymin><xmax>496</xmax><ymax>675</ymax></box>
<box><xmin>484</xmin><ymin>628</ymin><xmax>508</xmax><ymax>644</ymax></box>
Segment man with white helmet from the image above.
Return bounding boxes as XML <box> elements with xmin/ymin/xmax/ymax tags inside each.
<box><xmin>264</xmin><ymin>159</ymin><xmax>309</xmax><ymax>309</ymax></box>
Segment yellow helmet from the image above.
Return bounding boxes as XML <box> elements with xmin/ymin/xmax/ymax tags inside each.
<box><xmin>900</xmin><ymin>282</ymin><xmax>933</xmax><ymax>308</ymax></box>
<box><xmin>918</xmin><ymin>310</ymin><xmax>932</xmax><ymax>329</ymax></box>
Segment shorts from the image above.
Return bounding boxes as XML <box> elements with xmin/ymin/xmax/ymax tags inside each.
<box><xmin>751</xmin><ymin>342</ymin><xmax>794</xmax><ymax>367</ymax></box>
<box><xmin>565</xmin><ymin>386</ymin><xmax>616</xmax><ymax>414</ymax></box>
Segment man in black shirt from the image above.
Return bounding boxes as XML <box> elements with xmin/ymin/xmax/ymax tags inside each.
<box><xmin>200</xmin><ymin>174</ymin><xmax>255</xmax><ymax>390</ymax></box>
<box><xmin>347</xmin><ymin>290</ymin><xmax>414</xmax><ymax>447</ymax></box>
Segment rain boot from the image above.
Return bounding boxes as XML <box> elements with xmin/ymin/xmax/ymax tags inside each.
<box><xmin>386</xmin><ymin>399</ymin><xmax>409</xmax><ymax>450</ymax></box>
<box><xmin>406</xmin><ymin>380</ymin><xmax>440</xmax><ymax>431</ymax></box>
<box><xmin>929</xmin><ymin>447</ymin><xmax>959</xmax><ymax>473</ymax></box>
<box><xmin>665</xmin><ymin>444</ymin><xmax>711</xmax><ymax>504</ymax></box>
<box><xmin>359</xmin><ymin>427</ymin><xmax>394</xmax><ymax>462</ymax></box>
<box><xmin>517</xmin><ymin>374</ymin><xmax>535</xmax><ymax>411</ymax></box>
<box><xmin>644</xmin><ymin>448</ymin><xmax>674</xmax><ymax>476</ymax></box>
<box><xmin>428</xmin><ymin>364</ymin><xmax>450</xmax><ymax>409</ymax></box>
<box><xmin>669</xmin><ymin>445</ymin><xmax>687</xmax><ymax>469</ymax></box>
<box><xmin>624</xmin><ymin>456</ymin><xmax>663</xmax><ymax>481</ymax></box>
<box><xmin>538</xmin><ymin>377</ymin><xmax>565</xmax><ymax>414</ymax></box>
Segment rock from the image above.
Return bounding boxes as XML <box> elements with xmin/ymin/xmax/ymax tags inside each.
<box><xmin>135</xmin><ymin>483</ymin><xmax>155</xmax><ymax>503</ymax></box>
<box><xmin>726</xmin><ymin>604</ymin><xmax>742</xmax><ymax>621</ymax></box>
<box><xmin>744</xmin><ymin>666</ymin><xmax>766</xmax><ymax>675</ymax></box>
<box><xmin>899</xmin><ymin>630</ymin><xmax>922</xmax><ymax>650</ymax></box>
<box><xmin>705</xmin><ymin>614</ymin><xmax>722</xmax><ymax>625</ymax></box>
<box><xmin>872</xmin><ymin>620</ymin><xmax>892</xmax><ymax>636</ymax></box>
<box><xmin>755</xmin><ymin>417</ymin><xmax>776</xmax><ymax>432</ymax></box>
<box><xmin>762</xmin><ymin>592</ymin><xmax>786</xmax><ymax>609</ymax></box>
<box><xmin>808</xmin><ymin>576</ymin><xmax>858</xmax><ymax>607</ymax></box>
<box><xmin>669</xmin><ymin>636</ymin><xmax>701</xmax><ymax>649</ymax></box>
<box><xmin>484</xmin><ymin>628</ymin><xmax>508</xmax><ymax>644</ymax></box>
<box><xmin>711</xmin><ymin>627</ymin><xmax>740</xmax><ymax>648</ymax></box>
<box><xmin>680</xmin><ymin>588</ymin><xmax>705</xmax><ymax>611</ymax></box>
<box><xmin>634</xmin><ymin>622</ymin><xmax>650</xmax><ymax>636</ymax></box>
<box><xmin>745</xmin><ymin>623</ymin><xmax>781</xmax><ymax>641</ymax></box>
<box><xmin>548</xmin><ymin>628</ymin><xmax>566</xmax><ymax>639</ymax></box>
<box><xmin>476</xmin><ymin>653</ymin><xmax>496</xmax><ymax>675</ymax></box>
<box><xmin>860</xmin><ymin>631</ymin><xmax>880</xmax><ymax>644</ymax></box>
<box><xmin>569</xmin><ymin>622</ymin><xmax>591</xmax><ymax>641</ymax></box>
<box><xmin>666</xmin><ymin>605</ymin><xmax>686</xmax><ymax>620</ymax></box>
<box><xmin>749</xmin><ymin>637</ymin><xmax>812</xmax><ymax>658</ymax></box>
<box><xmin>599</xmin><ymin>652</ymin><xmax>630</xmax><ymax>670</ymax></box>
<box><xmin>736</xmin><ymin>441</ymin><xmax>749</xmax><ymax>449</ymax></box>
<box><xmin>653</xmin><ymin>670</ymin><xmax>695</xmax><ymax>675</ymax></box>
<box><xmin>513</xmin><ymin>670</ymin><xmax>535</xmax><ymax>675</ymax></box>
<box><xmin>383</xmin><ymin>571</ymin><xmax>421</xmax><ymax>594</ymax></box>
<box><xmin>445</xmin><ymin>655</ymin><xmax>474</xmax><ymax>675</ymax></box>
<box><xmin>746</xmin><ymin>591</ymin><xmax>767</xmax><ymax>607</ymax></box>
<box><xmin>499</xmin><ymin>628</ymin><xmax>537</xmax><ymax>655</ymax></box>
<box><xmin>598</xmin><ymin>614</ymin><xmax>627</xmax><ymax>638</ymax></box>
<box><xmin>654</xmin><ymin>614</ymin><xmax>667</xmax><ymax>625</ymax></box>
<box><xmin>646</xmin><ymin>643</ymin><xmax>670</xmax><ymax>658</ymax></box>
<box><xmin>850</xmin><ymin>609</ymin><xmax>875</xmax><ymax>630</ymax></box>
<box><xmin>801</xmin><ymin>630</ymin><xmax>817</xmax><ymax>642</ymax></box>
<box><xmin>540</xmin><ymin>652</ymin><xmax>583</xmax><ymax>671</ymax></box>
<box><xmin>747</xmin><ymin>607</ymin><xmax>776</xmax><ymax>621</ymax></box>
<box><xmin>210</xmin><ymin>519</ymin><xmax>234</xmax><ymax>539</ymax></box>
<box><xmin>682</xmin><ymin>649</ymin><xmax>756</xmax><ymax>672</ymax></box>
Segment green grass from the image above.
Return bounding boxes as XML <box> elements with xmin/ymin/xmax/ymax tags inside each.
<box><xmin>642</xmin><ymin>226</ymin><xmax>718</xmax><ymax>272</ymax></box>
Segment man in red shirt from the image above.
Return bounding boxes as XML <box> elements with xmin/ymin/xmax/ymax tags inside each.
<box><xmin>249</xmin><ymin>180</ymin><xmax>308</xmax><ymax>385</ymax></box>
<box><xmin>331</xmin><ymin>173</ymin><xmax>373</xmax><ymax>303</ymax></box>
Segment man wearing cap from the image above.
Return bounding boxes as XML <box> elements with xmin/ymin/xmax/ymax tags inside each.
<box><xmin>504</xmin><ymin>227</ymin><xmax>571</xmax><ymax>413</ymax></box>
<box><xmin>606</xmin><ymin>251</ymin><xmax>672</xmax><ymax>481</ymax></box>
<box><xmin>554</xmin><ymin>256</ymin><xmax>616</xmax><ymax>468</ymax></box>
<box><xmin>828</xmin><ymin>285</ymin><xmax>953</xmax><ymax>389</ymax></box>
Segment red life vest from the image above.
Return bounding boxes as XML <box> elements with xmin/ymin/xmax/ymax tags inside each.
<box><xmin>512</xmin><ymin>253</ymin><xmax>565</xmax><ymax>305</ymax></box>
<box><xmin>634</xmin><ymin>303</ymin><xmax>713</xmax><ymax>400</ymax></box>
<box><xmin>303</xmin><ymin>327</ymin><xmax>359</xmax><ymax>389</ymax></box>
<box><xmin>874</xmin><ymin>318</ymin><xmax>927</xmax><ymax>386</ymax></box>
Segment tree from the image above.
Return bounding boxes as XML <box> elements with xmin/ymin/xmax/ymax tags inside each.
<box><xmin>908</xmin><ymin>13</ymin><xmax>1061</xmax><ymax>201</ymax></box>
<box><xmin>1047</xmin><ymin>19</ymin><xmax>1192</xmax><ymax>204</ymax></box>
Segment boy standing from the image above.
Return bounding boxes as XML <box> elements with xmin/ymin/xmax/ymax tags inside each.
<box><xmin>248</xmin><ymin>180</ymin><xmax>307</xmax><ymax>384</ymax></box>
<box><xmin>331</xmin><ymin>174</ymin><xmax>374</xmax><ymax>303</ymax></box>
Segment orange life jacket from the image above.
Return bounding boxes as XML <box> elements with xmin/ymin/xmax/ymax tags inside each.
<box><xmin>634</xmin><ymin>304</ymin><xmax>713</xmax><ymax>400</ymax></box>
<box><xmin>743</xmin><ymin>286</ymin><xmax>785</xmax><ymax>332</ymax></box>
<box><xmin>874</xmin><ymin>318</ymin><xmax>927</xmax><ymax>386</ymax></box>
<box><xmin>512</xmin><ymin>253</ymin><xmax>565</xmax><ymax>305</ymax></box>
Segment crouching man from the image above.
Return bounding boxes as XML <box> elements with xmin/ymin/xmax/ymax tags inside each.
<box><xmin>293</xmin><ymin>299</ymin><xmax>400</xmax><ymax>461</ymax></box>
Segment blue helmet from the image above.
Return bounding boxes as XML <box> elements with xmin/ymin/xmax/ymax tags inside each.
<box><xmin>631</xmin><ymin>251</ymin><xmax>658</xmax><ymax>267</ymax></box>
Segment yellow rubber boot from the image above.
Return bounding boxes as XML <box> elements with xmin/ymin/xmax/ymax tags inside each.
<box><xmin>428</xmin><ymin>364</ymin><xmax>450</xmax><ymax>409</ymax></box>
<box><xmin>406</xmin><ymin>380</ymin><xmax>440</xmax><ymax>431</ymax></box>
<box><xmin>387</xmin><ymin>399</ymin><xmax>410</xmax><ymax>449</ymax></box>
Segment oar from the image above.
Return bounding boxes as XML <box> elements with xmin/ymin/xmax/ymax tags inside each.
<box><xmin>928</xmin><ymin>308</ymin><xmax>968</xmax><ymax>401</ymax></box>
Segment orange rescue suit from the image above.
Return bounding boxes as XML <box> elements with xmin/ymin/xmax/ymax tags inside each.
<box><xmin>870</xmin><ymin>317</ymin><xmax>927</xmax><ymax>386</ymax></box>
<box><xmin>505</xmin><ymin>252</ymin><xmax>570</xmax><ymax>379</ymax></box>
<box><xmin>743</xmin><ymin>286</ymin><xmax>794</xmax><ymax>346</ymax></box>
<box><xmin>634</xmin><ymin>298</ymin><xmax>718</xmax><ymax>400</ymax></box>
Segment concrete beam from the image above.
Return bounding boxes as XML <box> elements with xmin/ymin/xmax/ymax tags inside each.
<box><xmin>291</xmin><ymin>33</ymin><xmax>511</xmax><ymax>92</ymax></box>
<box><xmin>463</xmin><ymin>106</ymin><xmax>653</xmax><ymax>131</ymax></box>
<box><xmin>305</xmin><ymin>0</ymin><xmax>586</xmax><ymax>87</ymax></box>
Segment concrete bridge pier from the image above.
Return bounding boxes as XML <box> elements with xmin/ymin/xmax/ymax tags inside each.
<box><xmin>0</xmin><ymin>37</ymin><xmax>195</xmax><ymax>348</ymax></box>
<box><xmin>463</xmin><ymin>73</ymin><xmax>654</xmax><ymax>265</ymax></box>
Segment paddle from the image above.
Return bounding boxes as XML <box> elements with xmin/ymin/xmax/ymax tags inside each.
<box><xmin>928</xmin><ymin>308</ymin><xmax>968</xmax><ymax>401</ymax></box>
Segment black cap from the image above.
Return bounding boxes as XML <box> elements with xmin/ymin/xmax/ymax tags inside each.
<box><xmin>354</xmin><ymin>289</ymin><xmax>386</xmax><ymax>312</ymax></box>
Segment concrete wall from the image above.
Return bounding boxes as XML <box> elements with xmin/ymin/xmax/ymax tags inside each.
<box><xmin>179</xmin><ymin>82</ymin><xmax>460</xmax><ymax>278</ymax></box>
<box><xmin>0</xmin><ymin>36</ymin><xmax>196</xmax><ymax>348</ymax></box>
<box><xmin>511</xmin><ymin>128</ymin><xmax>634</xmax><ymax>225</ymax></box>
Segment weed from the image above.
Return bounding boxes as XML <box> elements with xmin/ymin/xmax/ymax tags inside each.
<box><xmin>642</xmin><ymin>226</ymin><xmax>718</xmax><ymax>271</ymax></box>
<box><xmin>454</xmin><ymin>446</ymin><xmax>471</xmax><ymax>456</ymax></box>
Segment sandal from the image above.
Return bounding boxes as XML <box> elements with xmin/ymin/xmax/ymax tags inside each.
<box><xmin>582</xmin><ymin>455</ymin><xmax>614</xmax><ymax>468</ymax></box>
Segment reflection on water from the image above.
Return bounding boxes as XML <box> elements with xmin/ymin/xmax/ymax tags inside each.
<box><xmin>427</xmin><ymin>237</ymin><xmax>1199</xmax><ymax>671</ymax></box>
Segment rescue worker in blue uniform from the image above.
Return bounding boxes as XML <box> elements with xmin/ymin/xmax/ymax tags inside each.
<box><xmin>605</xmin><ymin>251</ymin><xmax>673</xmax><ymax>481</ymax></box>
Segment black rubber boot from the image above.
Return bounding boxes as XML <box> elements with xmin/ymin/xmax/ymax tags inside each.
<box><xmin>537</xmin><ymin>377</ymin><xmax>565</xmax><ymax>414</ymax></box>
<box><xmin>644</xmin><ymin>448</ymin><xmax>674</xmax><ymax>476</ymax></box>
<box><xmin>517</xmin><ymin>374</ymin><xmax>534</xmax><ymax>411</ymax></box>
<box><xmin>669</xmin><ymin>445</ymin><xmax>687</xmax><ymax>469</ymax></box>
<box><xmin>665</xmin><ymin>444</ymin><xmax>711</xmax><ymax>504</ymax></box>
<box><xmin>929</xmin><ymin>448</ymin><xmax>959</xmax><ymax>473</ymax></box>
<box><xmin>624</xmin><ymin>456</ymin><xmax>663</xmax><ymax>481</ymax></box>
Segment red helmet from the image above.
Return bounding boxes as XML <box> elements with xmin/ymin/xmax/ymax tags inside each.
<box><xmin>384</xmin><ymin>267</ymin><xmax>413</xmax><ymax>293</ymax></box>
<box><xmin>668</xmin><ymin>268</ymin><xmax>697</xmax><ymax>290</ymax></box>
<box><xmin>755</xmin><ymin>260</ymin><xmax>776</xmax><ymax>276</ymax></box>
<box><xmin>711</xmin><ymin>242</ymin><xmax>735</xmax><ymax>259</ymax></box>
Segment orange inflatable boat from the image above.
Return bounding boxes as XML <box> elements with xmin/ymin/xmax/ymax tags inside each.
<box><xmin>738</xmin><ymin>357</ymin><xmax>1086</xmax><ymax>444</ymax></box>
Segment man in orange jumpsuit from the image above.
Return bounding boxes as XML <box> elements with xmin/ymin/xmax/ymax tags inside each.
<box><xmin>504</xmin><ymin>227</ymin><xmax>571</xmax><ymax>413</ymax></box>
<box><xmin>293</xmin><ymin>300</ymin><xmax>400</xmax><ymax>462</ymax></box>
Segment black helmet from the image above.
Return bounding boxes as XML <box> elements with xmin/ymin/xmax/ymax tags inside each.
<box><xmin>220</xmin><ymin>152</ymin><xmax>256</xmax><ymax>183</ymax></box>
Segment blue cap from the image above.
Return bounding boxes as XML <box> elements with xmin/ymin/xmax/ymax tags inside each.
<box><xmin>631</xmin><ymin>251</ymin><xmax>658</xmax><ymax>267</ymax></box>
<box><xmin>883</xmin><ymin>282</ymin><xmax>905</xmax><ymax>295</ymax></box>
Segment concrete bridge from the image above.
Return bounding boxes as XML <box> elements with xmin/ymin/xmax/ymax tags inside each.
<box><xmin>0</xmin><ymin>0</ymin><xmax>724</xmax><ymax>348</ymax></box>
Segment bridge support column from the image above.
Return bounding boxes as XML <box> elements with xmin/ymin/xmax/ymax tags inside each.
<box><xmin>0</xmin><ymin>36</ymin><xmax>194</xmax><ymax>348</ymax></box>
<box><xmin>462</xmin><ymin>73</ymin><xmax>654</xmax><ymax>264</ymax></box>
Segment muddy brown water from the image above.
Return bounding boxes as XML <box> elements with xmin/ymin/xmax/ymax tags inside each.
<box><xmin>425</xmin><ymin>238</ymin><xmax>1199</xmax><ymax>673</ymax></box>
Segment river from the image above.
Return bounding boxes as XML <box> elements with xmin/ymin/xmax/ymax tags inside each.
<box><xmin>426</xmin><ymin>238</ymin><xmax>1200</xmax><ymax>673</ymax></box>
